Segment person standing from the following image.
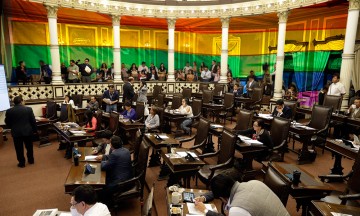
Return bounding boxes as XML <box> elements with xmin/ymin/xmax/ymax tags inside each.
<box><xmin>123</xmin><ymin>77</ymin><xmax>135</xmax><ymax>103</ymax></box>
<box><xmin>39</xmin><ymin>60</ymin><xmax>52</xmax><ymax>84</ymax></box>
<box><xmin>102</xmin><ymin>85</ymin><xmax>119</xmax><ymax>112</ymax></box>
<box><xmin>16</xmin><ymin>61</ymin><xmax>29</xmax><ymax>85</ymax></box>
<box><xmin>5</xmin><ymin>96</ymin><xmax>37</xmax><ymax>168</ymax></box>
<box><xmin>328</xmin><ymin>73</ymin><xmax>346</xmax><ymax>96</ymax></box>
<box><xmin>137</xmin><ymin>80</ymin><xmax>148</xmax><ymax>104</ymax></box>
<box><xmin>79</xmin><ymin>58</ymin><xmax>93</xmax><ymax>83</ymax></box>
<box><xmin>67</xmin><ymin>60</ymin><xmax>80</xmax><ymax>83</ymax></box>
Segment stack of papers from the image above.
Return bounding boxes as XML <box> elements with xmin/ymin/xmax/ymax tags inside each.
<box><xmin>186</xmin><ymin>203</ymin><xmax>215</xmax><ymax>215</ymax></box>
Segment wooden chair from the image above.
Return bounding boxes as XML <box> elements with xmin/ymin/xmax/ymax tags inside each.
<box><xmin>135</xmin><ymin>102</ymin><xmax>145</xmax><ymax>122</ymax></box>
<box><xmin>190</xmin><ymin>99</ymin><xmax>202</xmax><ymax>129</ymax></box>
<box><xmin>45</xmin><ymin>101</ymin><xmax>58</xmax><ymax>121</ymax></box>
<box><xmin>197</xmin><ymin>129</ymin><xmax>236</xmax><ymax>188</ymax></box>
<box><xmin>151</xmin><ymin>85</ymin><xmax>163</xmax><ymax>105</ymax></box>
<box><xmin>319</xmin><ymin>150</ymin><xmax>360</xmax><ymax>207</ymax></box>
<box><xmin>292</xmin><ymin>105</ymin><xmax>333</xmax><ymax>153</ymax></box>
<box><xmin>324</xmin><ymin>95</ymin><xmax>342</xmax><ymax>112</ymax></box>
<box><xmin>59</xmin><ymin>104</ymin><xmax>69</xmax><ymax>122</ymax></box>
<box><xmin>155</xmin><ymin>93</ymin><xmax>165</xmax><ymax>108</ymax></box>
<box><xmin>218</xmin><ymin>93</ymin><xmax>235</xmax><ymax>125</ymax></box>
<box><xmin>142</xmin><ymin>182</ymin><xmax>155</xmax><ymax>216</ymax></box>
<box><xmin>71</xmin><ymin>94</ymin><xmax>83</xmax><ymax>108</ymax></box>
<box><xmin>171</xmin><ymin>95</ymin><xmax>182</xmax><ymax>110</ymax></box>
<box><xmin>202</xmin><ymin>90</ymin><xmax>213</xmax><ymax>117</ymax></box>
<box><xmin>244</xmin><ymin>87</ymin><xmax>263</xmax><ymax>110</ymax></box>
<box><xmin>213</xmin><ymin>84</ymin><xmax>225</xmax><ymax>96</ymax></box>
<box><xmin>284</xmin><ymin>100</ymin><xmax>298</xmax><ymax>121</ymax></box>
<box><xmin>182</xmin><ymin>88</ymin><xmax>192</xmax><ymax>99</ymax></box>
<box><xmin>232</xmin><ymin>109</ymin><xmax>253</xmax><ymax>133</ymax></box>
<box><xmin>199</xmin><ymin>83</ymin><xmax>209</xmax><ymax>92</ymax></box>
<box><xmin>179</xmin><ymin>117</ymin><xmax>210</xmax><ymax>153</ymax></box>
<box><xmin>95</xmin><ymin>109</ymin><xmax>103</xmax><ymax>131</ymax></box>
<box><xmin>111</xmin><ymin>141</ymin><xmax>150</xmax><ymax>209</ymax></box>
<box><xmin>263</xmin><ymin>163</ymin><xmax>291</xmax><ymax>206</ymax></box>
<box><xmin>93</xmin><ymin>111</ymin><xmax>119</xmax><ymax>146</ymax></box>
<box><xmin>268</xmin><ymin>117</ymin><xmax>291</xmax><ymax>162</ymax></box>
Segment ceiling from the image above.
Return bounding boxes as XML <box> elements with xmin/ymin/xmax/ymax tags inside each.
<box><xmin>111</xmin><ymin>0</ymin><xmax>255</xmax><ymax>6</ymax></box>
<box><xmin>4</xmin><ymin>0</ymin><xmax>349</xmax><ymax>33</ymax></box>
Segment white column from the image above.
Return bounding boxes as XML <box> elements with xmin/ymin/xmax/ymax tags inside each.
<box><xmin>273</xmin><ymin>11</ymin><xmax>289</xmax><ymax>99</ymax></box>
<box><xmin>112</xmin><ymin>15</ymin><xmax>122</xmax><ymax>83</ymax></box>
<box><xmin>167</xmin><ymin>18</ymin><xmax>176</xmax><ymax>82</ymax></box>
<box><xmin>46</xmin><ymin>5</ymin><xmax>63</xmax><ymax>85</ymax></box>
<box><xmin>219</xmin><ymin>17</ymin><xmax>229</xmax><ymax>84</ymax></box>
<box><xmin>340</xmin><ymin>0</ymin><xmax>360</xmax><ymax>109</ymax></box>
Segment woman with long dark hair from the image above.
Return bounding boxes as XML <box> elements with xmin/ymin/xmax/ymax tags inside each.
<box><xmin>84</xmin><ymin>110</ymin><xmax>97</xmax><ymax>131</ymax></box>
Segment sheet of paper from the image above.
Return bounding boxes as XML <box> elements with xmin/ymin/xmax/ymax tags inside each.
<box><xmin>70</xmin><ymin>130</ymin><xmax>86</xmax><ymax>134</ymax></box>
<box><xmin>32</xmin><ymin>209</ymin><xmax>58</xmax><ymax>216</ymax></box>
<box><xmin>258</xmin><ymin>114</ymin><xmax>273</xmax><ymax>119</ymax></box>
<box><xmin>188</xmin><ymin>152</ymin><xmax>198</xmax><ymax>158</ymax></box>
<box><xmin>165</xmin><ymin>153</ymin><xmax>182</xmax><ymax>158</ymax></box>
<box><xmin>244</xmin><ymin>139</ymin><xmax>263</xmax><ymax>145</ymax></box>
<box><xmin>59</xmin><ymin>213</ymin><xmax>72</xmax><ymax>216</ymax></box>
<box><xmin>187</xmin><ymin>203</ymin><xmax>213</xmax><ymax>215</ymax></box>
<box><xmin>159</xmin><ymin>135</ymin><xmax>169</xmax><ymax>139</ymax></box>
<box><xmin>331</xmin><ymin>212</ymin><xmax>352</xmax><ymax>216</ymax></box>
<box><xmin>176</xmin><ymin>152</ymin><xmax>188</xmax><ymax>157</ymax></box>
<box><xmin>238</xmin><ymin>135</ymin><xmax>251</xmax><ymax>140</ymax></box>
<box><xmin>211</xmin><ymin>124</ymin><xmax>224</xmax><ymax>128</ymax></box>
<box><xmin>85</xmin><ymin>156</ymin><xmax>97</xmax><ymax>161</ymax></box>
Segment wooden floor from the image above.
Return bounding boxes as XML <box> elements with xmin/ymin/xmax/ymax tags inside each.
<box><xmin>0</xmin><ymin>119</ymin><xmax>354</xmax><ymax>216</ymax></box>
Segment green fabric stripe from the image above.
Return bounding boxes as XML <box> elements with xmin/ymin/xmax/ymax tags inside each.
<box><xmin>11</xmin><ymin>45</ymin><xmax>341</xmax><ymax>78</ymax></box>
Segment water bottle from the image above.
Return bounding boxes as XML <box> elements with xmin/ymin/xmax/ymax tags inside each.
<box><xmin>73</xmin><ymin>142</ymin><xmax>79</xmax><ymax>166</ymax></box>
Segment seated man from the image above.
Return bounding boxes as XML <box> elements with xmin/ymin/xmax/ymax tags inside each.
<box><xmin>121</xmin><ymin>101</ymin><xmax>137</xmax><ymax>120</ymax></box>
<box><xmin>194</xmin><ymin>174</ymin><xmax>290</xmax><ymax>216</ymax></box>
<box><xmin>272</xmin><ymin>99</ymin><xmax>292</xmax><ymax>119</ymax></box>
<box><xmin>92</xmin><ymin>130</ymin><xmax>113</xmax><ymax>156</ymax></box>
<box><xmin>70</xmin><ymin>185</ymin><xmax>110</xmax><ymax>216</ymax></box>
<box><xmin>86</xmin><ymin>96</ymin><xmax>99</xmax><ymax>112</ymax></box>
<box><xmin>232</xmin><ymin>83</ymin><xmax>243</xmax><ymax>97</ymax></box>
<box><xmin>99</xmin><ymin>136</ymin><xmax>133</xmax><ymax>204</ymax></box>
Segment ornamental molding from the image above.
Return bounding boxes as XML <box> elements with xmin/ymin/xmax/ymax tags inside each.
<box><xmin>112</xmin><ymin>15</ymin><xmax>121</xmax><ymax>26</ymax></box>
<box><xmin>44</xmin><ymin>4</ymin><xmax>58</xmax><ymax>18</ymax></box>
<box><xmin>277</xmin><ymin>10</ymin><xmax>290</xmax><ymax>23</ymax></box>
<box><xmin>221</xmin><ymin>17</ymin><xmax>230</xmax><ymax>28</ymax></box>
<box><xmin>167</xmin><ymin>18</ymin><xmax>176</xmax><ymax>29</ymax></box>
<box><xmin>349</xmin><ymin>0</ymin><xmax>360</xmax><ymax>10</ymax></box>
<box><xmin>29</xmin><ymin>0</ymin><xmax>332</xmax><ymax>19</ymax></box>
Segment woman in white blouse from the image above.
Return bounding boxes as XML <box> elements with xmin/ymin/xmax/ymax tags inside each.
<box><xmin>145</xmin><ymin>106</ymin><xmax>160</xmax><ymax>131</ymax></box>
<box><xmin>179</xmin><ymin>98</ymin><xmax>193</xmax><ymax>135</ymax></box>
<box><xmin>63</xmin><ymin>95</ymin><xmax>75</xmax><ymax>108</ymax></box>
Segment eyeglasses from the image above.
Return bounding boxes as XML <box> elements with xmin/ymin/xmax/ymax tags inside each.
<box><xmin>70</xmin><ymin>202</ymin><xmax>80</xmax><ymax>207</ymax></box>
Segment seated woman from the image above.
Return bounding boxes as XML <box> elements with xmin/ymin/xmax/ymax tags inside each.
<box><xmin>179</xmin><ymin>98</ymin><xmax>193</xmax><ymax>136</ymax></box>
<box><xmin>186</xmin><ymin>70</ymin><xmax>195</xmax><ymax>82</ymax></box>
<box><xmin>145</xmin><ymin>106</ymin><xmax>160</xmax><ymax>132</ymax></box>
<box><xmin>121</xmin><ymin>101</ymin><xmax>136</xmax><ymax>120</ymax></box>
<box><xmin>63</xmin><ymin>94</ymin><xmax>75</xmax><ymax>108</ymax></box>
<box><xmin>177</xmin><ymin>70</ymin><xmax>186</xmax><ymax>81</ymax></box>
<box><xmin>158</xmin><ymin>63</ymin><xmax>167</xmax><ymax>81</ymax></box>
<box><xmin>237</xmin><ymin>119</ymin><xmax>273</xmax><ymax>161</ymax></box>
<box><xmin>84</xmin><ymin>110</ymin><xmax>97</xmax><ymax>131</ymax></box>
<box><xmin>285</xmin><ymin>83</ymin><xmax>298</xmax><ymax>101</ymax></box>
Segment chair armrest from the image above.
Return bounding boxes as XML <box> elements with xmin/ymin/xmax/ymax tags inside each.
<box><xmin>191</xmin><ymin>113</ymin><xmax>201</xmax><ymax>120</ymax></box>
<box><xmin>339</xmin><ymin>194</ymin><xmax>360</xmax><ymax>202</ymax></box>
<box><xmin>134</xmin><ymin>117</ymin><xmax>144</xmax><ymax>122</ymax></box>
<box><xmin>318</xmin><ymin>174</ymin><xmax>346</xmax><ymax>182</ymax></box>
<box><xmin>272</xmin><ymin>140</ymin><xmax>287</xmax><ymax>150</ymax></box>
<box><xmin>189</xmin><ymin>138</ymin><xmax>207</xmax><ymax>150</ymax></box>
<box><xmin>179</xmin><ymin>134</ymin><xmax>196</xmax><ymax>144</ymax></box>
<box><xmin>209</xmin><ymin>158</ymin><xmax>233</xmax><ymax>171</ymax></box>
<box><xmin>198</xmin><ymin>150</ymin><xmax>220</xmax><ymax>159</ymax></box>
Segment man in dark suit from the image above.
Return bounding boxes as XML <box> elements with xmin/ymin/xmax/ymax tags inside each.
<box><xmin>245</xmin><ymin>75</ymin><xmax>258</xmax><ymax>98</ymax></box>
<box><xmin>122</xmin><ymin>77</ymin><xmax>135</xmax><ymax>103</ymax></box>
<box><xmin>232</xmin><ymin>84</ymin><xmax>243</xmax><ymax>97</ymax></box>
<box><xmin>272</xmin><ymin>99</ymin><xmax>292</xmax><ymax>119</ymax></box>
<box><xmin>5</xmin><ymin>96</ymin><xmax>37</xmax><ymax>168</ymax></box>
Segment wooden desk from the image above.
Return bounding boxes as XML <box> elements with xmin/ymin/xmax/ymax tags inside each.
<box><xmin>53</xmin><ymin>122</ymin><xmax>95</xmax><ymax>144</ymax></box>
<box><xmin>36</xmin><ymin>117</ymin><xmax>52</xmax><ymax>147</ymax></box>
<box><xmin>269</xmin><ymin>162</ymin><xmax>333</xmax><ymax>216</ymax></box>
<box><xmin>64</xmin><ymin>162</ymin><xmax>106</xmax><ymax>194</ymax></box>
<box><xmin>290</xmin><ymin>124</ymin><xmax>319</xmax><ymax>164</ymax></box>
<box><xmin>144</xmin><ymin>133</ymin><xmax>180</xmax><ymax>167</ymax></box>
<box><xmin>203</xmin><ymin>103</ymin><xmax>224</xmax><ymax>123</ymax></box>
<box><xmin>325</xmin><ymin>139</ymin><xmax>359</xmax><ymax>175</ymax></box>
<box><xmin>161</xmin><ymin>148</ymin><xmax>205</xmax><ymax>187</ymax></box>
<box><xmin>309</xmin><ymin>201</ymin><xmax>360</xmax><ymax>216</ymax></box>
<box><xmin>235</xmin><ymin>142</ymin><xmax>267</xmax><ymax>181</ymax></box>
<box><xmin>165</xmin><ymin>188</ymin><xmax>217</xmax><ymax>216</ymax></box>
<box><xmin>163</xmin><ymin>110</ymin><xmax>187</xmax><ymax>133</ymax></box>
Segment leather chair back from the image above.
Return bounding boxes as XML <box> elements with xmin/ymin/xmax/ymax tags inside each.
<box><xmin>223</xmin><ymin>93</ymin><xmax>234</xmax><ymax>109</ymax></box>
<box><xmin>171</xmin><ymin>95</ymin><xmax>182</xmax><ymax>109</ymax></box>
<box><xmin>156</xmin><ymin>93</ymin><xmax>165</xmax><ymax>107</ymax></box>
<box><xmin>192</xmin><ymin>99</ymin><xmax>202</xmax><ymax>117</ymax></box>
<box><xmin>202</xmin><ymin>90</ymin><xmax>213</xmax><ymax>104</ymax></box>
<box><xmin>214</xmin><ymin>84</ymin><xmax>225</xmax><ymax>96</ymax></box>
<box><xmin>46</xmin><ymin>101</ymin><xmax>57</xmax><ymax>119</ymax></box>
<box><xmin>218</xmin><ymin>129</ymin><xmax>236</xmax><ymax>164</ymax></box>
<box><xmin>153</xmin><ymin>85</ymin><xmax>162</xmax><ymax>97</ymax></box>
<box><xmin>136</xmin><ymin>141</ymin><xmax>150</xmax><ymax>184</ymax></box>
<box><xmin>234</xmin><ymin>109</ymin><xmax>253</xmax><ymax>131</ymax></box>
<box><xmin>195</xmin><ymin>117</ymin><xmax>210</xmax><ymax>150</ymax></box>
<box><xmin>348</xmin><ymin>150</ymin><xmax>360</xmax><ymax>193</ymax></box>
<box><xmin>95</xmin><ymin>109</ymin><xmax>103</xmax><ymax>131</ymax></box>
<box><xmin>95</xmin><ymin>96</ymin><xmax>103</xmax><ymax>110</ymax></box>
<box><xmin>59</xmin><ymin>104</ymin><xmax>68</xmax><ymax>122</ymax></box>
<box><xmin>71</xmin><ymin>94</ymin><xmax>83</xmax><ymax>108</ymax></box>
<box><xmin>323</xmin><ymin>95</ymin><xmax>342</xmax><ymax>112</ymax></box>
<box><xmin>270</xmin><ymin>117</ymin><xmax>290</xmax><ymax>148</ymax></box>
<box><xmin>199</xmin><ymin>83</ymin><xmax>209</xmax><ymax>92</ymax></box>
<box><xmin>154</xmin><ymin>106</ymin><xmax>164</xmax><ymax>132</ymax></box>
<box><xmin>133</xmin><ymin>130</ymin><xmax>143</xmax><ymax>163</ymax></box>
<box><xmin>309</xmin><ymin>105</ymin><xmax>332</xmax><ymax>130</ymax></box>
<box><xmin>109</xmin><ymin>111</ymin><xmax>119</xmax><ymax>134</ymax></box>
<box><xmin>135</xmin><ymin>102</ymin><xmax>145</xmax><ymax>121</ymax></box>
<box><xmin>284</xmin><ymin>100</ymin><xmax>297</xmax><ymax>121</ymax></box>
<box><xmin>251</xmin><ymin>87</ymin><xmax>263</xmax><ymax>102</ymax></box>
<box><xmin>264</xmin><ymin>166</ymin><xmax>291</xmax><ymax>206</ymax></box>
<box><xmin>182</xmin><ymin>88</ymin><xmax>192</xmax><ymax>99</ymax></box>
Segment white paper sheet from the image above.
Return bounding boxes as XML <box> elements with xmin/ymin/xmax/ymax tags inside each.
<box><xmin>238</xmin><ymin>135</ymin><xmax>251</xmax><ymax>140</ymax></box>
<box><xmin>244</xmin><ymin>139</ymin><xmax>263</xmax><ymax>145</ymax></box>
<box><xmin>176</xmin><ymin>152</ymin><xmax>188</xmax><ymax>157</ymax></box>
<box><xmin>159</xmin><ymin>135</ymin><xmax>169</xmax><ymax>139</ymax></box>
<box><xmin>70</xmin><ymin>130</ymin><xmax>86</xmax><ymax>134</ymax></box>
<box><xmin>258</xmin><ymin>114</ymin><xmax>273</xmax><ymax>119</ymax></box>
<box><xmin>186</xmin><ymin>203</ymin><xmax>214</xmax><ymax>215</ymax></box>
<box><xmin>85</xmin><ymin>156</ymin><xmax>98</xmax><ymax>161</ymax></box>
<box><xmin>331</xmin><ymin>212</ymin><xmax>352</xmax><ymax>216</ymax></box>
<box><xmin>211</xmin><ymin>124</ymin><xmax>224</xmax><ymax>128</ymax></box>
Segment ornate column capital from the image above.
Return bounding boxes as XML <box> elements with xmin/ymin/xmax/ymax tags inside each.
<box><xmin>112</xmin><ymin>15</ymin><xmax>121</xmax><ymax>26</ymax></box>
<box><xmin>277</xmin><ymin>10</ymin><xmax>290</xmax><ymax>23</ymax></box>
<box><xmin>220</xmin><ymin>17</ymin><xmax>230</xmax><ymax>28</ymax></box>
<box><xmin>45</xmin><ymin>5</ymin><xmax>58</xmax><ymax>19</ymax></box>
<box><xmin>167</xmin><ymin>18</ymin><xmax>176</xmax><ymax>29</ymax></box>
<box><xmin>349</xmin><ymin>0</ymin><xmax>360</xmax><ymax>10</ymax></box>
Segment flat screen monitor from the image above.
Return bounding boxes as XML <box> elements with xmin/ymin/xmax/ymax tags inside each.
<box><xmin>0</xmin><ymin>65</ymin><xmax>10</xmax><ymax>111</ymax></box>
